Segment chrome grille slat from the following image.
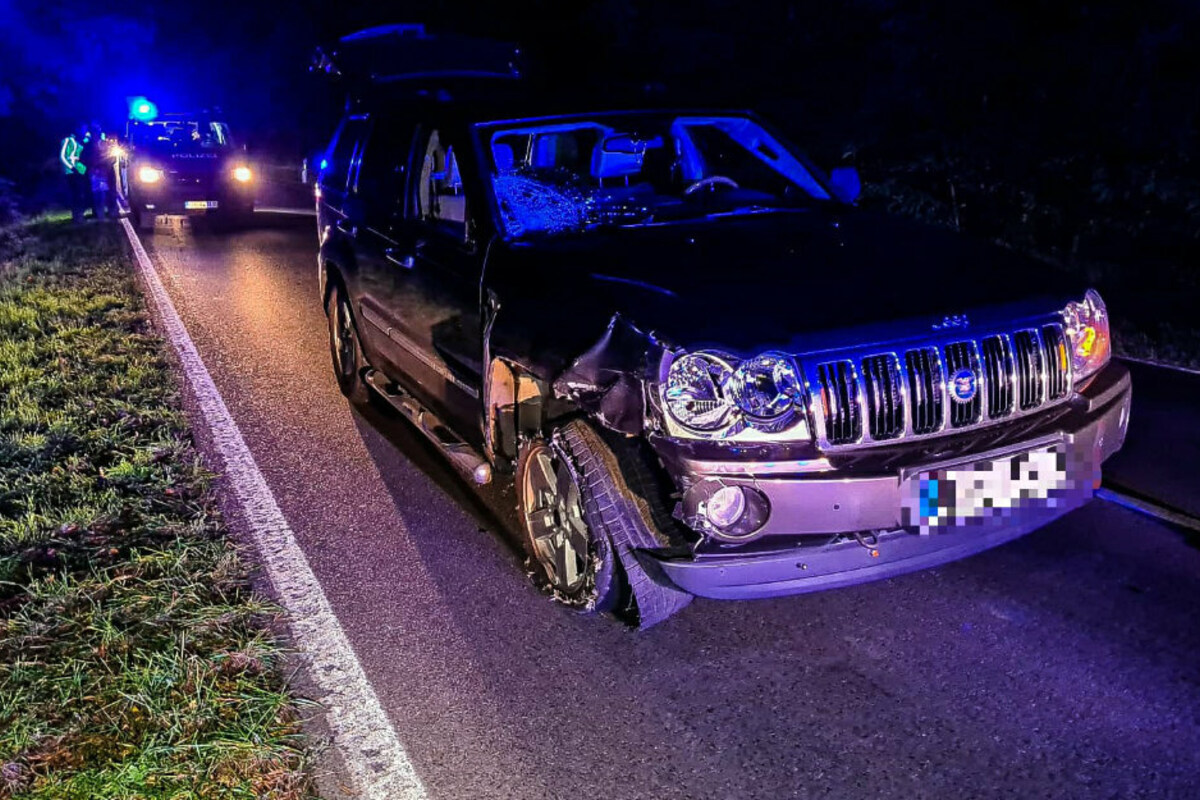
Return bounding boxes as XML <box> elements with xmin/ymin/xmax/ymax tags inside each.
<box><xmin>816</xmin><ymin>361</ymin><xmax>862</xmax><ymax>445</ymax></box>
<box><xmin>1013</xmin><ymin>329</ymin><xmax>1045</xmax><ymax>410</ymax></box>
<box><xmin>943</xmin><ymin>341</ymin><xmax>983</xmax><ymax>428</ymax></box>
<box><xmin>903</xmin><ymin>348</ymin><xmax>943</xmax><ymax>435</ymax></box>
<box><xmin>861</xmin><ymin>354</ymin><xmax>905</xmax><ymax>440</ymax></box>
<box><xmin>980</xmin><ymin>335</ymin><xmax>1015</xmax><ymax>419</ymax></box>
<box><xmin>1041</xmin><ymin>324</ymin><xmax>1070</xmax><ymax>400</ymax></box>
<box><xmin>810</xmin><ymin>318</ymin><xmax>1074</xmax><ymax>451</ymax></box>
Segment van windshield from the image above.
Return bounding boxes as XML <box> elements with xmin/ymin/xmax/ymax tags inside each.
<box><xmin>131</xmin><ymin>120</ymin><xmax>234</xmax><ymax>151</ymax></box>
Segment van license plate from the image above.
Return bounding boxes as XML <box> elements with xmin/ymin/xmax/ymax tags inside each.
<box><xmin>184</xmin><ymin>201</ymin><xmax>218</xmax><ymax>210</ymax></box>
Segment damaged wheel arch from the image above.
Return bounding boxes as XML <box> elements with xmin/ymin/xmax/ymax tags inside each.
<box><xmin>516</xmin><ymin>419</ymin><xmax>693</xmax><ymax>628</ymax></box>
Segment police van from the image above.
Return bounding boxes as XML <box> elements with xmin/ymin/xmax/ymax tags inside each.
<box><xmin>124</xmin><ymin>111</ymin><xmax>255</xmax><ymax>230</ymax></box>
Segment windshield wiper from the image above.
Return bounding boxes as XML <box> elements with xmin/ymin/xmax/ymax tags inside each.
<box><xmin>706</xmin><ymin>205</ymin><xmax>813</xmax><ymax>218</ymax></box>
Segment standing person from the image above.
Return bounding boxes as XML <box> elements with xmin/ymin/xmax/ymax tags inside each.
<box><xmin>59</xmin><ymin>124</ymin><xmax>90</xmax><ymax>224</ymax></box>
<box><xmin>82</xmin><ymin>122</ymin><xmax>113</xmax><ymax>221</ymax></box>
<box><xmin>107</xmin><ymin>135</ymin><xmax>128</xmax><ymax>214</ymax></box>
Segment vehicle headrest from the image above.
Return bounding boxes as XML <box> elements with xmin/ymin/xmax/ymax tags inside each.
<box><xmin>493</xmin><ymin>142</ymin><xmax>515</xmax><ymax>173</ymax></box>
<box><xmin>591</xmin><ymin>147</ymin><xmax>642</xmax><ymax>181</ymax></box>
<box><xmin>532</xmin><ymin>135</ymin><xmax>557</xmax><ymax>168</ymax></box>
<box><xmin>446</xmin><ymin>148</ymin><xmax>462</xmax><ymax>190</ymax></box>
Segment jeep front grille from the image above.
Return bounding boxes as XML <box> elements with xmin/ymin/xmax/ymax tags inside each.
<box><xmin>812</xmin><ymin>321</ymin><xmax>1073</xmax><ymax>450</ymax></box>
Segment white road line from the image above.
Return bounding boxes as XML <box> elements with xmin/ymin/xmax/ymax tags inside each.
<box><xmin>118</xmin><ymin>218</ymin><xmax>428</xmax><ymax>800</ymax></box>
<box><xmin>1097</xmin><ymin>487</ymin><xmax>1200</xmax><ymax>534</ymax></box>
<box><xmin>254</xmin><ymin>205</ymin><xmax>318</xmax><ymax>217</ymax></box>
<box><xmin>1117</xmin><ymin>354</ymin><xmax>1200</xmax><ymax>377</ymax></box>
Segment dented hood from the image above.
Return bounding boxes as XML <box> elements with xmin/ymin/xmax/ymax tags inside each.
<box><xmin>494</xmin><ymin>209</ymin><xmax>1077</xmax><ymax>355</ymax></box>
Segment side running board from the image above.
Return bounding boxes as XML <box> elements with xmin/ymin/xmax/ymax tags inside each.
<box><xmin>363</xmin><ymin>369</ymin><xmax>493</xmax><ymax>485</ymax></box>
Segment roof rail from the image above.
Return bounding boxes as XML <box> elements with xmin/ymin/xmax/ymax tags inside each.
<box><xmin>311</xmin><ymin>23</ymin><xmax>521</xmax><ymax>88</ymax></box>
<box><xmin>340</xmin><ymin>24</ymin><xmax>426</xmax><ymax>43</ymax></box>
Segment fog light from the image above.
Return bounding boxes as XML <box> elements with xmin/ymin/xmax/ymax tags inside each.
<box><xmin>233</xmin><ymin>166</ymin><xmax>253</xmax><ymax>183</ymax></box>
<box><xmin>707</xmin><ymin>486</ymin><xmax>747</xmax><ymax>529</ymax></box>
<box><xmin>687</xmin><ymin>480</ymin><xmax>771</xmax><ymax>541</ymax></box>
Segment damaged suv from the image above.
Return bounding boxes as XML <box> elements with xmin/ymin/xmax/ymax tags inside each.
<box><xmin>315</xmin><ymin>26</ymin><xmax>1131</xmax><ymax>627</ymax></box>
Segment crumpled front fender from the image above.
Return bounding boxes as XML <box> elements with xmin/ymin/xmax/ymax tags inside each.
<box><xmin>551</xmin><ymin>314</ymin><xmax>668</xmax><ymax>435</ymax></box>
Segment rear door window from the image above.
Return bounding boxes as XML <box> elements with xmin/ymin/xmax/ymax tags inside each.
<box><xmin>356</xmin><ymin>114</ymin><xmax>416</xmax><ymax>231</ymax></box>
<box><xmin>322</xmin><ymin>114</ymin><xmax>370</xmax><ymax>196</ymax></box>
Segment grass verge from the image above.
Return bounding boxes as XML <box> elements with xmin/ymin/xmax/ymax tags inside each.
<box><xmin>0</xmin><ymin>216</ymin><xmax>311</xmax><ymax>798</ymax></box>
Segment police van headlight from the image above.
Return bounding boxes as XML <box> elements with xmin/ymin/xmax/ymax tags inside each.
<box><xmin>137</xmin><ymin>166</ymin><xmax>164</xmax><ymax>184</ymax></box>
<box><xmin>232</xmin><ymin>166</ymin><xmax>253</xmax><ymax>183</ymax></box>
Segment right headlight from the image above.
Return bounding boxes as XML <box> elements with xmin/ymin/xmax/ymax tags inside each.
<box><xmin>1061</xmin><ymin>288</ymin><xmax>1111</xmax><ymax>382</ymax></box>
<box><xmin>137</xmin><ymin>166</ymin><xmax>164</xmax><ymax>184</ymax></box>
<box><xmin>662</xmin><ymin>350</ymin><xmax>810</xmax><ymax>439</ymax></box>
<box><xmin>663</xmin><ymin>352</ymin><xmax>737</xmax><ymax>433</ymax></box>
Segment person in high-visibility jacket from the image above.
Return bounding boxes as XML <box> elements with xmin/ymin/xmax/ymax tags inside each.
<box><xmin>82</xmin><ymin>122</ymin><xmax>114</xmax><ymax>221</ymax></box>
<box><xmin>60</xmin><ymin>124</ymin><xmax>90</xmax><ymax>223</ymax></box>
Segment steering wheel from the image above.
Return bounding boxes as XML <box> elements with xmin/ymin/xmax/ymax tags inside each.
<box><xmin>683</xmin><ymin>175</ymin><xmax>740</xmax><ymax>196</ymax></box>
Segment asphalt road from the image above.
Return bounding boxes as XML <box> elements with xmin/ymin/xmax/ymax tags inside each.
<box><xmin>141</xmin><ymin>213</ymin><xmax>1200</xmax><ymax>800</ymax></box>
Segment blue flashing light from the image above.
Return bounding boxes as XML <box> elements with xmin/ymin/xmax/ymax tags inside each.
<box><xmin>319</xmin><ymin>158</ymin><xmax>329</xmax><ymax>170</ymax></box>
<box><xmin>129</xmin><ymin>96</ymin><xmax>158</xmax><ymax>121</ymax></box>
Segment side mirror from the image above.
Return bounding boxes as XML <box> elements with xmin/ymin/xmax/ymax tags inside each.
<box><xmin>830</xmin><ymin>166</ymin><xmax>862</xmax><ymax>205</ymax></box>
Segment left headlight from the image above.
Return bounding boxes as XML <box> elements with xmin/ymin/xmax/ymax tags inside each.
<box><xmin>728</xmin><ymin>352</ymin><xmax>805</xmax><ymax>432</ymax></box>
<box><xmin>662</xmin><ymin>350</ymin><xmax>810</xmax><ymax>440</ymax></box>
<box><xmin>232</xmin><ymin>166</ymin><xmax>253</xmax><ymax>183</ymax></box>
<box><xmin>1061</xmin><ymin>288</ymin><xmax>1111</xmax><ymax>382</ymax></box>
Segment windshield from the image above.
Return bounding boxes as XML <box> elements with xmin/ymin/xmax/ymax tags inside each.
<box><xmin>477</xmin><ymin>113</ymin><xmax>833</xmax><ymax>238</ymax></box>
<box><xmin>131</xmin><ymin>120</ymin><xmax>233</xmax><ymax>151</ymax></box>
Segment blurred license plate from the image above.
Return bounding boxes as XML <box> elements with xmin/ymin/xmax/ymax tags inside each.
<box><xmin>902</xmin><ymin>444</ymin><xmax>1072</xmax><ymax>533</ymax></box>
<box><xmin>184</xmin><ymin>201</ymin><xmax>218</xmax><ymax>210</ymax></box>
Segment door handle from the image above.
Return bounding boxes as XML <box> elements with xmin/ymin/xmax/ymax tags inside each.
<box><xmin>335</xmin><ymin>218</ymin><xmax>357</xmax><ymax>238</ymax></box>
<box><xmin>385</xmin><ymin>247</ymin><xmax>414</xmax><ymax>269</ymax></box>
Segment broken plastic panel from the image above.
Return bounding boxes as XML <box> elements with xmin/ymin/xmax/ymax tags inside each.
<box><xmin>553</xmin><ymin>314</ymin><xmax>669</xmax><ymax>435</ymax></box>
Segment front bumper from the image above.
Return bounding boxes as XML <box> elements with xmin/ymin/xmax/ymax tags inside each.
<box><xmin>132</xmin><ymin>186</ymin><xmax>254</xmax><ymax>216</ymax></box>
<box><xmin>647</xmin><ymin>362</ymin><xmax>1132</xmax><ymax>600</ymax></box>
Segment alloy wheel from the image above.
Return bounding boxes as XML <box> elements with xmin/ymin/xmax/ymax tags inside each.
<box><xmin>520</xmin><ymin>441</ymin><xmax>592</xmax><ymax>595</ymax></box>
<box><xmin>333</xmin><ymin>294</ymin><xmax>356</xmax><ymax>380</ymax></box>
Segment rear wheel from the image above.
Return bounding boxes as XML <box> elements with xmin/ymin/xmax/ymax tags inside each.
<box><xmin>516</xmin><ymin>420</ymin><xmax>692</xmax><ymax>627</ymax></box>
<box><xmin>326</xmin><ymin>281</ymin><xmax>367</xmax><ymax>402</ymax></box>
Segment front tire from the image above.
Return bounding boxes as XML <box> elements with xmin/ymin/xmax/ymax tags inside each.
<box><xmin>517</xmin><ymin>420</ymin><xmax>693</xmax><ymax>627</ymax></box>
